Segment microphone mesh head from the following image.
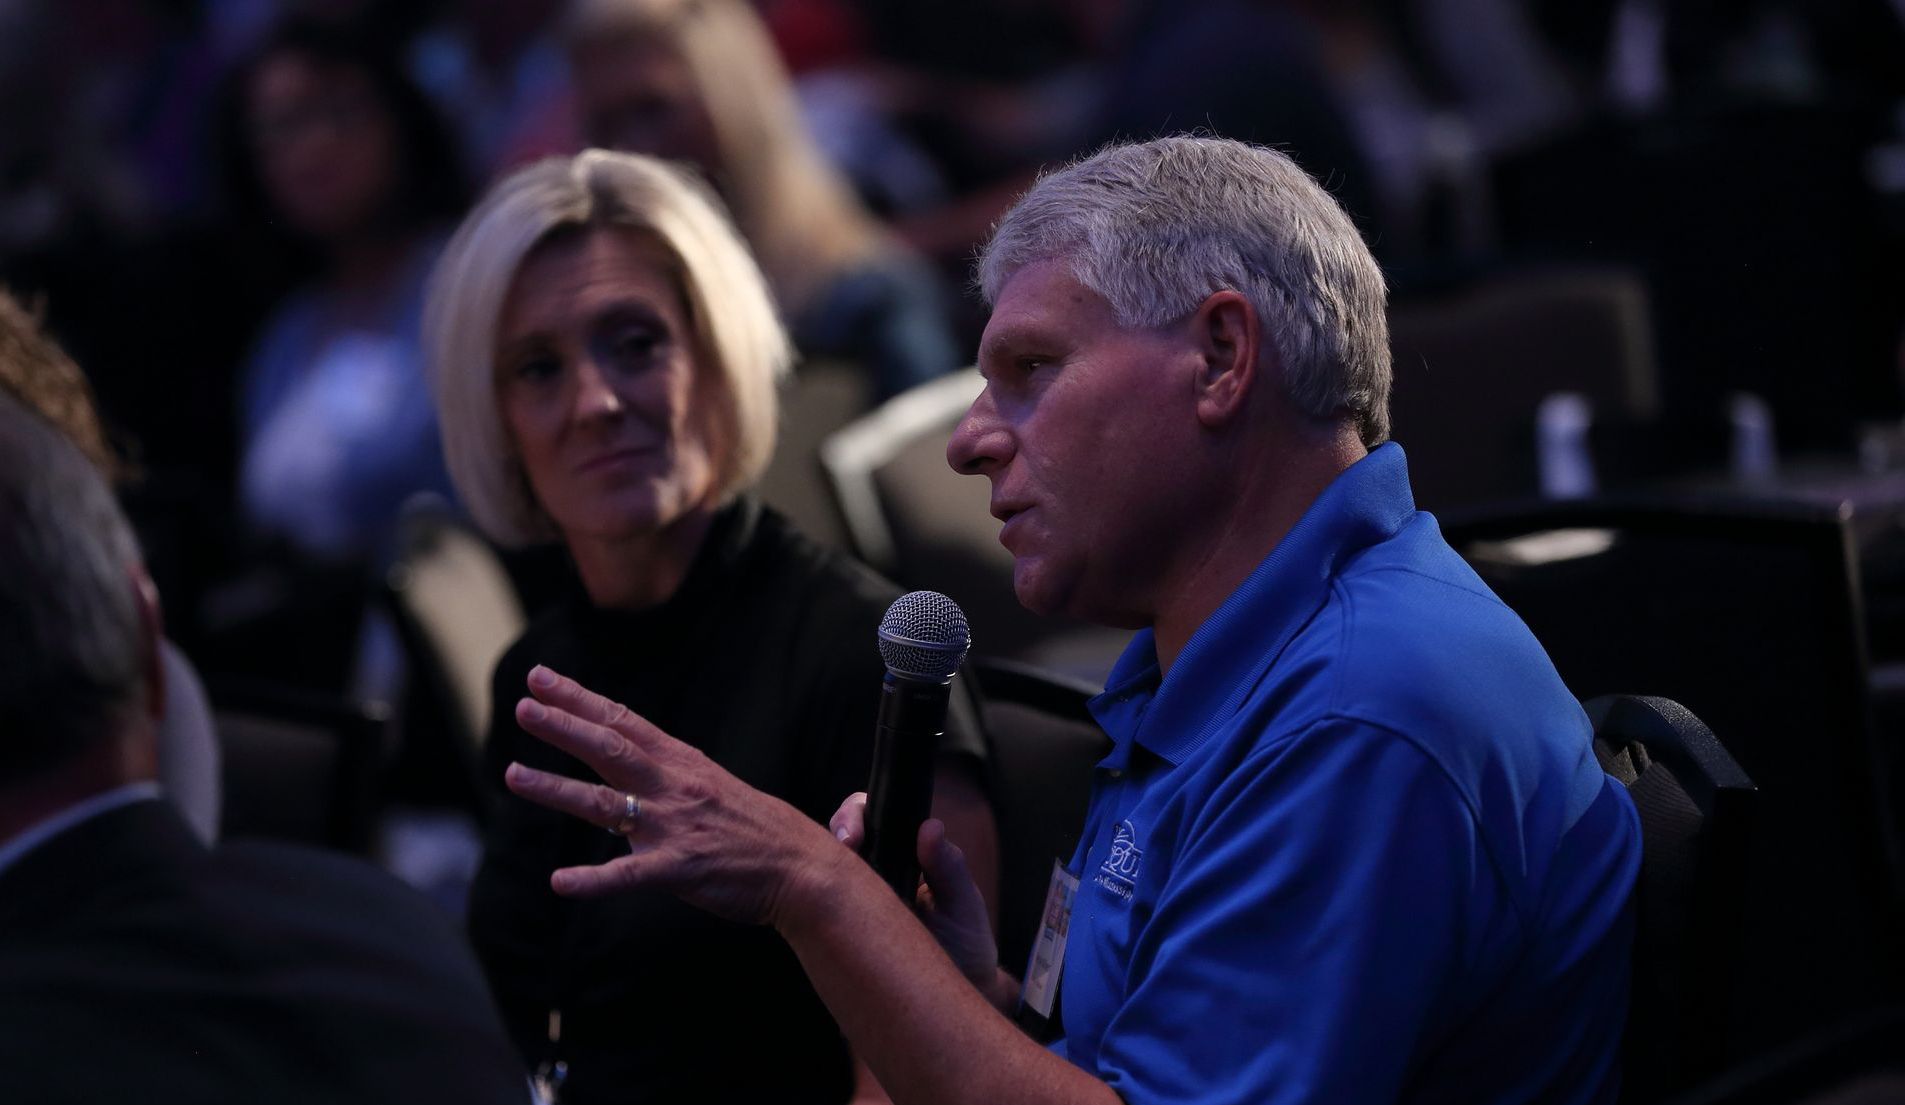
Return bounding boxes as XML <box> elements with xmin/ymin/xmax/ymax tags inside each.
<box><xmin>877</xmin><ymin>591</ymin><xmax>971</xmax><ymax>681</ymax></box>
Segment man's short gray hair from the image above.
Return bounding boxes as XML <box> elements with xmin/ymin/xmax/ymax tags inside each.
<box><xmin>978</xmin><ymin>135</ymin><xmax>1391</xmax><ymax>445</ymax></box>
<box><xmin>0</xmin><ymin>392</ymin><xmax>145</xmax><ymax>781</ymax></box>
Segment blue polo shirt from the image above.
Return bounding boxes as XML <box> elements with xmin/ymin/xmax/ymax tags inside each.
<box><xmin>1058</xmin><ymin>443</ymin><xmax>1641</xmax><ymax>1105</ymax></box>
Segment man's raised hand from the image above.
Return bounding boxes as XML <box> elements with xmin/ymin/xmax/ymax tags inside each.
<box><xmin>504</xmin><ymin>665</ymin><xmax>849</xmax><ymax>928</ymax></box>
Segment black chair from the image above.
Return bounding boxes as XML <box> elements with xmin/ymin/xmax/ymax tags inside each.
<box><xmin>1388</xmin><ymin>264</ymin><xmax>1660</xmax><ymax>513</ymax></box>
<box><xmin>211</xmin><ymin>680</ymin><xmax>388</xmax><ymax>854</ymax></box>
<box><xmin>1666</xmin><ymin>1005</ymin><xmax>1905</xmax><ymax>1105</ymax></box>
<box><xmin>972</xmin><ymin>658</ymin><xmax>1112</xmax><ymax>977</ymax></box>
<box><xmin>1586</xmin><ymin>694</ymin><xmax>1757</xmax><ymax>1103</ymax></box>
<box><xmin>1448</xmin><ymin>498</ymin><xmax>1905</xmax><ymax>1063</ymax></box>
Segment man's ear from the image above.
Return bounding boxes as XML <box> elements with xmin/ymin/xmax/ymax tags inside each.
<box><xmin>1191</xmin><ymin>290</ymin><xmax>1263</xmax><ymax>429</ymax></box>
<box><xmin>130</xmin><ymin>564</ymin><xmax>166</xmax><ymax>722</ymax></box>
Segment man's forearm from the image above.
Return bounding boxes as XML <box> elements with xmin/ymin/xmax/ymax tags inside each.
<box><xmin>981</xmin><ymin>964</ymin><xmax>1021</xmax><ymax>1014</ymax></box>
<box><xmin>777</xmin><ymin>849</ymin><xmax>1117</xmax><ymax>1105</ymax></box>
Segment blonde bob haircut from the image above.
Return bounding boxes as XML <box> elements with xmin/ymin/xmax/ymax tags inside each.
<box><xmin>424</xmin><ymin>149</ymin><xmax>791</xmax><ymax>548</ymax></box>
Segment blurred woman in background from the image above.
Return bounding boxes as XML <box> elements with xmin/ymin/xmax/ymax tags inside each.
<box><xmin>564</xmin><ymin>0</ymin><xmax>963</xmax><ymax>399</ymax></box>
<box><xmin>425</xmin><ymin>149</ymin><xmax>995</xmax><ymax>1104</ymax></box>
<box><xmin>219</xmin><ymin>19</ymin><xmax>467</xmax><ymax>567</ymax></box>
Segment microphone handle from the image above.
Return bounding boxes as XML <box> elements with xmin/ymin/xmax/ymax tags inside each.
<box><xmin>863</xmin><ymin>673</ymin><xmax>946</xmax><ymax>898</ymax></box>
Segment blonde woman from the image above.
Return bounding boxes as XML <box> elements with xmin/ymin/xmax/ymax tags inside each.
<box><xmin>424</xmin><ymin>149</ymin><xmax>995</xmax><ymax>1104</ymax></box>
<box><xmin>564</xmin><ymin>0</ymin><xmax>961</xmax><ymax>398</ymax></box>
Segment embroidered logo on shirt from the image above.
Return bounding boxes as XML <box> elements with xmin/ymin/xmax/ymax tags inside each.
<box><xmin>1094</xmin><ymin>820</ymin><xmax>1143</xmax><ymax>900</ymax></box>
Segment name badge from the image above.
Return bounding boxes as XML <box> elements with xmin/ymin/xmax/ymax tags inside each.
<box><xmin>1020</xmin><ymin>859</ymin><xmax>1079</xmax><ymax>1020</ymax></box>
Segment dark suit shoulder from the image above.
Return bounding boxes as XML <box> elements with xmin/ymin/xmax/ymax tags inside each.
<box><xmin>0</xmin><ymin>802</ymin><xmax>527</xmax><ymax>1105</ymax></box>
<box><xmin>213</xmin><ymin>837</ymin><xmax>483</xmax><ymax>953</ymax></box>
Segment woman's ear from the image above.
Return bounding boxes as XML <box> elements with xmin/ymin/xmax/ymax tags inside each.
<box><xmin>1191</xmin><ymin>289</ymin><xmax>1263</xmax><ymax>429</ymax></box>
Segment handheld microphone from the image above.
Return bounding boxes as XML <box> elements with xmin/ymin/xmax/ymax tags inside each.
<box><xmin>863</xmin><ymin>591</ymin><xmax>971</xmax><ymax>899</ymax></box>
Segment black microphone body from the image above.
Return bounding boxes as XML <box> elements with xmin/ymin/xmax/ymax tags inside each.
<box><xmin>863</xmin><ymin>673</ymin><xmax>950</xmax><ymax>898</ymax></box>
<box><xmin>862</xmin><ymin>591</ymin><xmax>970</xmax><ymax>899</ymax></box>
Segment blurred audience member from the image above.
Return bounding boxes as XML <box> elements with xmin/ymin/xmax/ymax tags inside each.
<box><xmin>1494</xmin><ymin>0</ymin><xmax>1905</xmax><ymax>450</ymax></box>
<box><xmin>1</xmin><ymin>3</ymin><xmax>269</xmax><ymax>575</ymax></box>
<box><xmin>217</xmin><ymin>18</ymin><xmax>466</xmax><ymax>566</ymax></box>
<box><xmin>409</xmin><ymin>0</ymin><xmax>581</xmax><ymax>180</ymax></box>
<box><xmin>769</xmin><ymin>0</ymin><xmax>956</xmax><ymax>225</ymax></box>
<box><xmin>815</xmin><ymin>0</ymin><xmax>1113</xmax><ymax>279</ymax></box>
<box><xmin>565</xmin><ymin>0</ymin><xmax>963</xmax><ymax>398</ymax></box>
<box><xmin>424</xmin><ymin>149</ymin><xmax>995</xmax><ymax>1103</ymax></box>
<box><xmin>1397</xmin><ymin>0</ymin><xmax>1579</xmax><ymax>153</ymax></box>
<box><xmin>1539</xmin><ymin>0</ymin><xmax>1905</xmax><ymax>116</ymax></box>
<box><xmin>1096</xmin><ymin>0</ymin><xmax>1379</xmax><ymax>240</ymax></box>
<box><xmin>0</xmin><ymin>389</ymin><xmax>530</xmax><ymax>1105</ymax></box>
<box><xmin>1095</xmin><ymin>0</ymin><xmax>1575</xmax><ymax>263</ymax></box>
<box><xmin>0</xmin><ymin>0</ymin><xmax>220</xmax><ymax>251</ymax></box>
<box><xmin>0</xmin><ymin>290</ymin><xmax>220</xmax><ymax>843</ymax></box>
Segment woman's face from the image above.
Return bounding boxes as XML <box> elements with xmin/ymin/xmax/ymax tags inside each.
<box><xmin>571</xmin><ymin>32</ymin><xmax>722</xmax><ymax>177</ymax></box>
<box><xmin>248</xmin><ymin>52</ymin><xmax>398</xmax><ymax>241</ymax></box>
<box><xmin>495</xmin><ymin>227</ymin><xmax>728</xmax><ymax>546</ymax></box>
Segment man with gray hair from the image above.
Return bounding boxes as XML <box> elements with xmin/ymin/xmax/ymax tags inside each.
<box><xmin>497</xmin><ymin>134</ymin><xmax>1642</xmax><ymax>1104</ymax></box>
<box><xmin>0</xmin><ymin>392</ymin><xmax>530</xmax><ymax>1104</ymax></box>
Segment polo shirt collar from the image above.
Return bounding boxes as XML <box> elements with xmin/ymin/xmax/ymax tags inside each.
<box><xmin>1088</xmin><ymin>442</ymin><xmax>1418</xmax><ymax>765</ymax></box>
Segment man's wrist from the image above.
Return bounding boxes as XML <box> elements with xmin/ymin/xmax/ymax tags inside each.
<box><xmin>771</xmin><ymin>830</ymin><xmax>873</xmax><ymax>941</ymax></box>
<box><xmin>983</xmin><ymin>966</ymin><xmax>1021</xmax><ymax>1013</ymax></box>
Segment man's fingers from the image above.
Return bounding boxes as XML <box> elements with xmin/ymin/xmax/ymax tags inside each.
<box><xmin>514</xmin><ymin>696</ymin><xmax>663</xmax><ymax>793</ymax></box>
<box><xmin>913</xmin><ymin>818</ymin><xmax>999</xmax><ymax>986</ymax></box>
<box><xmin>910</xmin><ymin>819</ymin><xmax>960</xmax><ymax>880</ymax></box>
<box><xmin>527</xmin><ymin>665</ymin><xmax>665</xmax><ymax>747</ymax></box>
<box><xmin>504</xmin><ymin>762</ymin><xmax>640</xmax><ymax>833</ymax></box>
<box><xmin>829</xmin><ymin>792</ymin><xmax>869</xmax><ymax>847</ymax></box>
<box><xmin>550</xmin><ymin>852</ymin><xmax>660</xmax><ymax>898</ymax></box>
<box><xmin>918</xmin><ymin>819</ymin><xmax>990</xmax><ymax>914</ymax></box>
<box><xmin>917</xmin><ymin>817</ymin><xmax>976</xmax><ymax>906</ymax></box>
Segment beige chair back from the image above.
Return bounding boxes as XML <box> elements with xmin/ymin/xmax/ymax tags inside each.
<box><xmin>387</xmin><ymin>512</ymin><xmax>526</xmax><ymax>759</ymax></box>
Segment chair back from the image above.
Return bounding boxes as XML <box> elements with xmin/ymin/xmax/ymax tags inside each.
<box><xmin>1390</xmin><ymin>265</ymin><xmax>1658</xmax><ymax>512</ymax></box>
<box><xmin>755</xmin><ymin>358</ymin><xmax>875</xmax><ymax>550</ymax></box>
<box><xmin>1449</xmin><ymin>498</ymin><xmax>1904</xmax><ymax>1060</ymax></box>
<box><xmin>385</xmin><ymin>508</ymin><xmax>526</xmax><ymax>768</ymax></box>
<box><xmin>1667</xmin><ymin>1005</ymin><xmax>1905</xmax><ymax>1105</ymax></box>
<box><xmin>213</xmin><ymin>681</ymin><xmax>387</xmax><ymax>854</ymax></box>
<box><xmin>1586</xmin><ymin>694</ymin><xmax>1757</xmax><ymax>1103</ymax></box>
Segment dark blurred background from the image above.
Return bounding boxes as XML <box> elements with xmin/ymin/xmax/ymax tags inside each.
<box><xmin>8</xmin><ymin>0</ymin><xmax>1905</xmax><ymax>637</ymax></box>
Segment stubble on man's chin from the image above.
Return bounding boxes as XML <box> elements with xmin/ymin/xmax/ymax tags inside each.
<box><xmin>1011</xmin><ymin>559</ymin><xmax>1070</xmax><ymax>621</ymax></box>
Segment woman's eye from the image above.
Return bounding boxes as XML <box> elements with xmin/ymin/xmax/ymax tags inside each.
<box><xmin>514</xmin><ymin>356</ymin><xmax>561</xmax><ymax>382</ymax></box>
<box><xmin>612</xmin><ymin>330</ymin><xmax>662</xmax><ymax>362</ymax></box>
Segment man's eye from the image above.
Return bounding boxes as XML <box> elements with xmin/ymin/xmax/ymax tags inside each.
<box><xmin>1017</xmin><ymin>356</ymin><xmax>1050</xmax><ymax>374</ymax></box>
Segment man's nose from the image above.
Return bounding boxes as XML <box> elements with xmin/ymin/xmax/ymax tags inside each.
<box><xmin>947</xmin><ymin>387</ymin><xmax>1011</xmax><ymax>476</ymax></box>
